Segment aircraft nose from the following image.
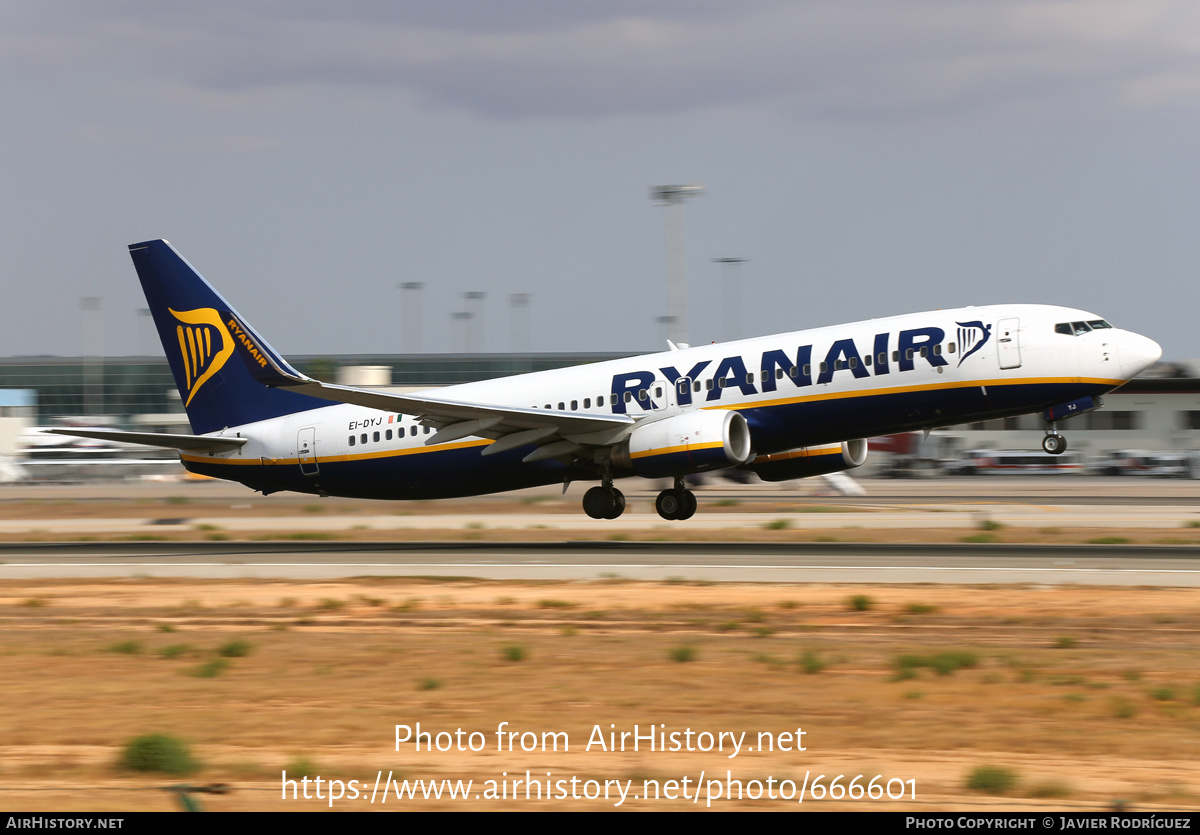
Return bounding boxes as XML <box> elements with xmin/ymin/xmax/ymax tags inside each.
<box><xmin>1118</xmin><ymin>331</ymin><xmax>1162</xmax><ymax>379</ymax></box>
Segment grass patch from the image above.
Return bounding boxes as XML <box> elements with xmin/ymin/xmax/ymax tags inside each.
<box><xmin>21</xmin><ymin>597</ymin><xmax>47</xmax><ymax>608</ymax></box>
<box><xmin>417</xmin><ymin>678</ymin><xmax>442</xmax><ymax>691</ymax></box>
<box><xmin>1087</xmin><ymin>536</ymin><xmax>1131</xmax><ymax>545</ymax></box>
<box><xmin>119</xmin><ymin>734</ymin><xmax>198</xmax><ymax>774</ymax></box>
<box><xmin>1054</xmin><ymin>636</ymin><xmax>1078</xmax><ymax>649</ymax></box>
<box><xmin>190</xmin><ymin>659</ymin><xmax>229</xmax><ymax>678</ymax></box>
<box><xmin>284</xmin><ymin>757</ymin><xmax>317</xmax><ymax>778</ymax></box>
<box><xmin>108</xmin><ymin>640</ymin><xmax>142</xmax><ymax>655</ymax></box>
<box><xmin>960</xmin><ymin>533</ymin><xmax>997</xmax><ymax>544</ymax></box>
<box><xmin>965</xmin><ymin>765</ymin><xmax>1018</xmax><ymax>795</ymax></box>
<box><xmin>895</xmin><ymin>651</ymin><xmax>978</xmax><ymax>677</ymax></box>
<box><xmin>157</xmin><ymin>623</ymin><xmax>177</xmax><ymax>633</ymax></box>
<box><xmin>164</xmin><ymin>496</ymin><xmax>189</xmax><ymax>506</ymax></box>
<box><xmin>218</xmin><ymin>639</ymin><xmax>253</xmax><ymax>658</ymax></box>
<box><xmin>537</xmin><ymin>599</ymin><xmax>577</xmax><ymax>609</ymax></box>
<box><xmin>905</xmin><ymin>603</ymin><xmax>938</xmax><ymax>615</ymax></box>
<box><xmin>978</xmin><ymin>519</ymin><xmax>1005</xmax><ymax>531</ymax></box>
<box><xmin>1112</xmin><ymin>698</ymin><xmax>1136</xmax><ymax>719</ymax></box>
<box><xmin>764</xmin><ymin>519</ymin><xmax>792</xmax><ymax>531</ymax></box>
<box><xmin>847</xmin><ymin>594</ymin><xmax>873</xmax><ymax>612</ymax></box>
<box><xmin>159</xmin><ymin>644</ymin><xmax>194</xmax><ymax>660</ymax></box>
<box><xmin>1150</xmin><ymin>687</ymin><xmax>1175</xmax><ymax>702</ymax></box>
<box><xmin>1030</xmin><ymin>780</ymin><xmax>1073</xmax><ymax>798</ymax></box>
<box><xmin>669</xmin><ymin>646</ymin><xmax>697</xmax><ymax>663</ymax></box>
<box><xmin>799</xmin><ymin>650</ymin><xmax>826</xmax><ymax>674</ymax></box>
<box><xmin>502</xmin><ymin>645</ymin><xmax>527</xmax><ymax>662</ymax></box>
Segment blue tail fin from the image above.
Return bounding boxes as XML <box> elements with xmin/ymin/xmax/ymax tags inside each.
<box><xmin>129</xmin><ymin>239</ymin><xmax>328</xmax><ymax>435</ymax></box>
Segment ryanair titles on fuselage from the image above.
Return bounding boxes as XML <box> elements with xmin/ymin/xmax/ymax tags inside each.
<box><xmin>609</xmin><ymin>323</ymin><xmax>983</xmax><ymax>413</ymax></box>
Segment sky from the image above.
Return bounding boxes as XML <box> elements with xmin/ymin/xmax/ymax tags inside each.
<box><xmin>3</xmin><ymin>1</ymin><xmax>1200</xmax><ymax>359</ymax></box>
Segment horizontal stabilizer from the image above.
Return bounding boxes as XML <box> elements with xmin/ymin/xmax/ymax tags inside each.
<box><xmin>44</xmin><ymin>428</ymin><xmax>247</xmax><ymax>452</ymax></box>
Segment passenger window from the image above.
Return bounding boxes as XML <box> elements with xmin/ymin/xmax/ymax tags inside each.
<box><xmin>545</xmin><ymin>404</ymin><xmax>551</xmax><ymax>409</ymax></box>
<box><xmin>777</xmin><ymin>368</ymin><xmax>784</xmax><ymax>379</ymax></box>
<box><xmin>803</xmin><ymin>364</ymin><xmax>811</xmax><ymax>376</ymax></box>
<box><xmin>878</xmin><ymin>353</ymin><xmax>886</xmax><ymax>365</ymax></box>
<box><xmin>920</xmin><ymin>347</ymin><xmax>928</xmax><ymax>358</ymax></box>
<box><xmin>571</xmin><ymin>400</ymin><xmax>578</xmax><ymax>410</ymax></box>
<box><xmin>948</xmin><ymin>343</ymin><xmax>956</xmax><ymax>354</ymax></box>
<box><xmin>655</xmin><ymin>387</ymin><xmax>662</xmax><ymax>397</ymax></box>
<box><xmin>598</xmin><ymin>395</ymin><xmax>605</xmax><ymax>407</ymax></box>
<box><xmin>558</xmin><ymin>402</ymin><xmax>565</xmax><ymax>410</ymax></box>
<box><xmin>625</xmin><ymin>392</ymin><xmax>632</xmax><ymax>402</ymax></box>
<box><xmin>638</xmin><ymin>390</ymin><xmax>648</xmax><ymax>401</ymax></box>
<box><xmin>789</xmin><ymin>367</ymin><xmax>797</xmax><ymax>378</ymax></box>
<box><xmin>423</xmin><ymin>426</ymin><xmax>430</xmax><ymax>434</ymax></box>
<box><xmin>719</xmin><ymin>378</ymin><xmax>727</xmax><ymax>388</ymax></box>
<box><xmin>373</xmin><ymin>431</ymin><xmax>380</xmax><ymax>442</ymax></box>
<box><xmin>693</xmin><ymin>381</ymin><xmax>701</xmax><ymax>392</ymax></box>
<box><xmin>706</xmin><ymin>379</ymin><xmax>713</xmax><ymax>390</ymax></box>
<box><xmin>849</xmin><ymin>357</ymin><xmax>858</xmax><ymax>369</ymax></box>
<box><xmin>584</xmin><ymin>398</ymin><xmax>591</xmax><ymax>409</ymax></box>
<box><xmin>834</xmin><ymin>360</ymin><xmax>843</xmax><ymax>371</ymax></box>
<box><xmin>410</xmin><ymin>425</ymin><xmax>417</xmax><ymax>437</ymax></box>
<box><xmin>348</xmin><ymin>436</ymin><xmax>355</xmax><ymax>446</ymax></box>
<box><xmin>819</xmin><ymin>362</ymin><xmax>828</xmax><ymax>374</ymax></box>
<box><xmin>905</xmin><ymin>349</ymin><xmax>914</xmax><ymax>361</ymax></box>
<box><xmin>893</xmin><ymin>351</ymin><xmax>900</xmax><ymax>362</ymax></box>
<box><xmin>864</xmin><ymin>355</ymin><xmax>871</xmax><ymax>367</ymax></box>
<box><xmin>360</xmin><ymin>434</ymin><xmax>368</xmax><ymax>444</ymax></box>
<box><xmin>386</xmin><ymin>429</ymin><xmax>393</xmax><ymax>440</ymax></box>
<box><xmin>746</xmin><ymin>373</ymin><xmax>754</xmax><ymax>384</ymax></box>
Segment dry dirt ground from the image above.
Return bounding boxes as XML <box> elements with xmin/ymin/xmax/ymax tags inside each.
<box><xmin>1</xmin><ymin>577</ymin><xmax>1198</xmax><ymax>811</ymax></box>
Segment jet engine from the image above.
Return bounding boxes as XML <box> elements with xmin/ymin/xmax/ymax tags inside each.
<box><xmin>741</xmin><ymin>439</ymin><xmax>867</xmax><ymax>482</ymax></box>
<box><xmin>612</xmin><ymin>410</ymin><xmax>752</xmax><ymax>478</ymax></box>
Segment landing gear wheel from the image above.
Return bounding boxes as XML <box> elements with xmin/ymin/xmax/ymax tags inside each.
<box><xmin>583</xmin><ymin>486</ymin><xmax>615</xmax><ymax>519</ymax></box>
<box><xmin>655</xmin><ymin>489</ymin><xmax>683</xmax><ymax>520</ymax></box>
<box><xmin>605</xmin><ymin>489</ymin><xmax>626</xmax><ymax>520</ymax></box>
<box><xmin>1042</xmin><ymin>433</ymin><xmax>1067</xmax><ymax>455</ymax></box>
<box><xmin>655</xmin><ymin>488</ymin><xmax>697</xmax><ymax>520</ymax></box>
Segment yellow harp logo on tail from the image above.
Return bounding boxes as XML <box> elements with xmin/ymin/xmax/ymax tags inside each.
<box><xmin>169</xmin><ymin>308</ymin><xmax>235</xmax><ymax>406</ymax></box>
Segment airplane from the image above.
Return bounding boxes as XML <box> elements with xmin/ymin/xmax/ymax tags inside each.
<box><xmin>50</xmin><ymin>239</ymin><xmax>1162</xmax><ymax>520</ymax></box>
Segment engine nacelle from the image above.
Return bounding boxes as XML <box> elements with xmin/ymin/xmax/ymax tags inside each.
<box><xmin>612</xmin><ymin>410</ymin><xmax>752</xmax><ymax>478</ymax></box>
<box><xmin>741</xmin><ymin>439</ymin><xmax>868</xmax><ymax>482</ymax></box>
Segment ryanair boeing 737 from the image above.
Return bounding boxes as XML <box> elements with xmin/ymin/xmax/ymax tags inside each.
<box><xmin>52</xmin><ymin>240</ymin><xmax>1162</xmax><ymax>520</ymax></box>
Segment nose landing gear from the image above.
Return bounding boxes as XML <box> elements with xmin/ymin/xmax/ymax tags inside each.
<box><xmin>1042</xmin><ymin>421</ymin><xmax>1068</xmax><ymax>455</ymax></box>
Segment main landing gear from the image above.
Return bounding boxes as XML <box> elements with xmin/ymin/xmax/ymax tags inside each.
<box><xmin>1042</xmin><ymin>421</ymin><xmax>1068</xmax><ymax>455</ymax></box>
<box><xmin>655</xmin><ymin>477</ymin><xmax>697</xmax><ymax>521</ymax></box>
<box><xmin>582</xmin><ymin>484</ymin><xmax>626</xmax><ymax>519</ymax></box>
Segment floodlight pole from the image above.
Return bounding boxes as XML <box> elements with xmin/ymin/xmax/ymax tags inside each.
<box><xmin>650</xmin><ymin>184</ymin><xmax>703</xmax><ymax>346</ymax></box>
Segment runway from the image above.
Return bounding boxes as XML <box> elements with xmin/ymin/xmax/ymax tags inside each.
<box><xmin>3</xmin><ymin>540</ymin><xmax>1199</xmax><ymax>584</ymax></box>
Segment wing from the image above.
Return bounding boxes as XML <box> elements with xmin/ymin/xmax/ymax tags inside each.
<box><xmin>44</xmin><ymin>428</ymin><xmax>248</xmax><ymax>452</ymax></box>
<box><xmin>263</xmin><ymin>377</ymin><xmax>636</xmax><ymax>462</ymax></box>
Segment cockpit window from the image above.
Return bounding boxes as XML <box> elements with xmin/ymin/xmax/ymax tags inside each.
<box><xmin>1071</xmin><ymin>321</ymin><xmax>1091</xmax><ymax>335</ymax></box>
<box><xmin>1055</xmin><ymin>323</ymin><xmax>1072</xmax><ymax>335</ymax></box>
<box><xmin>1087</xmin><ymin>319</ymin><xmax>1112</xmax><ymax>329</ymax></box>
<box><xmin>1057</xmin><ymin>319</ymin><xmax>1111</xmax><ymax>336</ymax></box>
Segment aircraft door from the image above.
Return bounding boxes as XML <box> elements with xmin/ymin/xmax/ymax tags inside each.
<box><xmin>297</xmin><ymin>427</ymin><xmax>319</xmax><ymax>476</ymax></box>
<box><xmin>997</xmin><ymin>318</ymin><xmax>1021</xmax><ymax>369</ymax></box>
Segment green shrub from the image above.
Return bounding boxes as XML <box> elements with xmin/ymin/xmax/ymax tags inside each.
<box><xmin>190</xmin><ymin>659</ymin><xmax>228</xmax><ymax>678</ymax></box>
<box><xmin>218</xmin><ymin>639</ymin><xmax>253</xmax><ymax>658</ymax></box>
<box><xmin>502</xmin><ymin>645</ymin><xmax>527</xmax><ymax>662</ymax></box>
<box><xmin>159</xmin><ymin>644</ymin><xmax>192</xmax><ymax>660</ymax></box>
<box><xmin>417</xmin><ymin>678</ymin><xmax>442</xmax><ymax>691</ymax></box>
<box><xmin>109</xmin><ymin>640</ymin><xmax>142</xmax><ymax>655</ymax></box>
<box><xmin>119</xmin><ymin>734</ymin><xmax>198</xmax><ymax>774</ymax></box>
<box><xmin>799</xmin><ymin>650</ymin><xmax>826</xmax><ymax>674</ymax></box>
<box><xmin>669</xmin><ymin>646</ymin><xmax>696</xmax><ymax>663</ymax></box>
<box><xmin>847</xmin><ymin>595</ymin><xmax>873</xmax><ymax>612</ymax></box>
<box><xmin>966</xmin><ymin>765</ymin><xmax>1018</xmax><ymax>794</ymax></box>
<box><xmin>1054</xmin><ymin>636</ymin><xmax>1078</xmax><ymax>649</ymax></box>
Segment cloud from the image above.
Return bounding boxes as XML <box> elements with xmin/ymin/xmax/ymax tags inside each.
<box><xmin>6</xmin><ymin>1</ymin><xmax>1200</xmax><ymax>120</ymax></box>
